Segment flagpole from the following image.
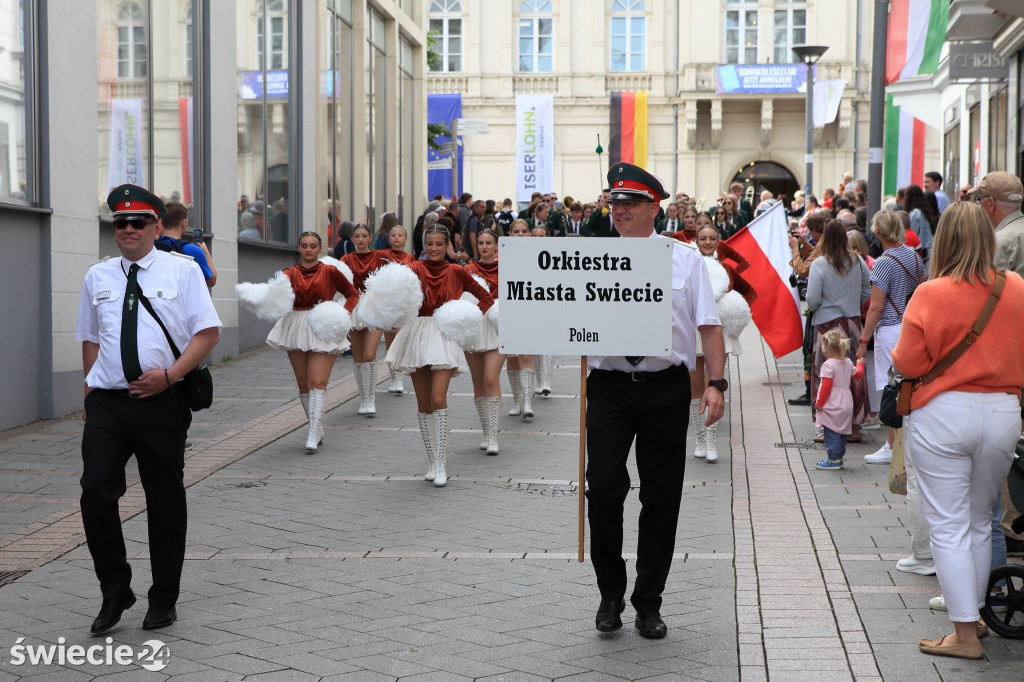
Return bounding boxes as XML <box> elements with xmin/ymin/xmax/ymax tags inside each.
<box><xmin>578</xmin><ymin>355</ymin><xmax>587</xmax><ymax>563</ymax></box>
<box><xmin>595</xmin><ymin>135</ymin><xmax>604</xmax><ymax>195</ymax></box>
<box><xmin>866</xmin><ymin>0</ymin><xmax>888</xmax><ymax>222</ymax></box>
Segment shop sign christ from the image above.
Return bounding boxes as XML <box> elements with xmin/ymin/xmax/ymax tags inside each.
<box><xmin>515</xmin><ymin>94</ymin><xmax>554</xmax><ymax>202</ymax></box>
<box><xmin>498</xmin><ymin>237</ymin><xmax>673</xmax><ymax>355</ymax></box>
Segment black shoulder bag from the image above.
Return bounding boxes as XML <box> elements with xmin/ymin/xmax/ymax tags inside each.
<box><xmin>136</xmin><ymin>290</ymin><xmax>214</xmax><ymax>411</ymax></box>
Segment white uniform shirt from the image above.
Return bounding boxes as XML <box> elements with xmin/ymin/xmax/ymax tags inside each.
<box><xmin>588</xmin><ymin>232</ymin><xmax>721</xmax><ymax>373</ymax></box>
<box><xmin>76</xmin><ymin>248</ymin><xmax>223</xmax><ymax>390</ymax></box>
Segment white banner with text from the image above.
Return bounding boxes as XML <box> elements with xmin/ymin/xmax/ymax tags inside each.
<box><xmin>498</xmin><ymin>237</ymin><xmax>673</xmax><ymax>355</ymax></box>
<box><xmin>107</xmin><ymin>98</ymin><xmax>145</xmax><ymax>191</ymax></box>
<box><xmin>514</xmin><ymin>94</ymin><xmax>554</xmax><ymax>203</ymax></box>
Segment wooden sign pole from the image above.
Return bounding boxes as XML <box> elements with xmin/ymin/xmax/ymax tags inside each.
<box><xmin>578</xmin><ymin>356</ymin><xmax>587</xmax><ymax>563</ymax></box>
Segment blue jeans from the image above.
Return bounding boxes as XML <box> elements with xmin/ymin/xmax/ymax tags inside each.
<box><xmin>823</xmin><ymin>427</ymin><xmax>846</xmax><ymax>461</ymax></box>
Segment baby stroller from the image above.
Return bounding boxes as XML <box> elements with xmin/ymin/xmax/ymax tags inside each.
<box><xmin>980</xmin><ymin>442</ymin><xmax>1024</xmax><ymax>638</ymax></box>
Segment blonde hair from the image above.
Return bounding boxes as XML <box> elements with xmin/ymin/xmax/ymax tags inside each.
<box><xmin>846</xmin><ymin>229</ymin><xmax>869</xmax><ymax>258</ymax></box>
<box><xmin>871</xmin><ymin>209</ymin><xmax>905</xmax><ymax>244</ymax></box>
<box><xmin>821</xmin><ymin>329</ymin><xmax>849</xmax><ymax>359</ymax></box>
<box><xmin>929</xmin><ymin>201</ymin><xmax>995</xmax><ymax>285</ymax></box>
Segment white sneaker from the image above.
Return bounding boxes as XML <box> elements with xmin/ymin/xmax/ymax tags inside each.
<box><xmin>929</xmin><ymin>595</ymin><xmax>946</xmax><ymax>611</ymax></box>
<box><xmin>896</xmin><ymin>555</ymin><xmax>936</xmax><ymax>575</ymax></box>
<box><xmin>864</xmin><ymin>443</ymin><xmax>892</xmax><ymax>464</ymax></box>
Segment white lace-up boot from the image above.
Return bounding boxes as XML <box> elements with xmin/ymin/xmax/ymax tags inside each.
<box><xmin>305</xmin><ymin>389</ymin><xmax>326</xmax><ymax>453</ymax></box>
<box><xmin>299</xmin><ymin>392</ymin><xmax>323</xmax><ymax>445</ymax></box>
<box><xmin>354</xmin><ymin>363</ymin><xmax>367</xmax><ymax>415</ymax></box>
<box><xmin>485</xmin><ymin>396</ymin><xmax>501</xmax><ymax>455</ymax></box>
<box><xmin>704</xmin><ymin>421</ymin><xmax>719</xmax><ymax>462</ymax></box>
<box><xmin>521</xmin><ymin>369</ymin><xmax>535</xmax><ymax>419</ymax></box>
<box><xmin>507</xmin><ymin>369</ymin><xmax>522</xmax><ymax>416</ymax></box>
<box><xmin>363</xmin><ymin>361</ymin><xmax>377</xmax><ymax>416</ymax></box>
<box><xmin>690</xmin><ymin>401</ymin><xmax>707</xmax><ymax>459</ymax></box>
<box><xmin>474</xmin><ymin>397</ymin><xmax>488</xmax><ymax>450</ymax></box>
<box><xmin>388</xmin><ymin>363</ymin><xmax>404</xmax><ymax>394</ymax></box>
<box><xmin>434</xmin><ymin>408</ymin><xmax>450</xmax><ymax>487</ymax></box>
<box><xmin>542</xmin><ymin>356</ymin><xmax>554</xmax><ymax>395</ymax></box>
<box><xmin>418</xmin><ymin>412</ymin><xmax>436</xmax><ymax>481</ymax></box>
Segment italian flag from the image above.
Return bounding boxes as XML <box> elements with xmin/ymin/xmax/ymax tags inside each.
<box><xmin>883</xmin><ymin>0</ymin><xmax>948</xmax><ymax>195</ymax></box>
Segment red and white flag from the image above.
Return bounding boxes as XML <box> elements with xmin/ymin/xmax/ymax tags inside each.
<box><xmin>725</xmin><ymin>203</ymin><xmax>803</xmax><ymax>358</ymax></box>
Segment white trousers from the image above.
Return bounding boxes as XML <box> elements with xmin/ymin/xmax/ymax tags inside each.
<box><xmin>905</xmin><ymin>391</ymin><xmax>1021</xmax><ymax>622</ymax></box>
<box><xmin>903</xmin><ymin>434</ymin><xmax>932</xmax><ymax>559</ymax></box>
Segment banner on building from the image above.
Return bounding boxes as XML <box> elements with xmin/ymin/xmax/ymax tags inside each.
<box><xmin>178</xmin><ymin>97</ymin><xmax>194</xmax><ymax>203</ymax></box>
<box><xmin>609</xmin><ymin>91</ymin><xmax>648</xmax><ymax>169</ymax></box>
<box><xmin>427</xmin><ymin>93</ymin><xmax>462</xmax><ymax>199</ymax></box>
<box><xmin>515</xmin><ymin>94</ymin><xmax>554</xmax><ymax>202</ymax></box>
<box><xmin>812</xmin><ymin>80</ymin><xmax>845</xmax><ymax>128</ymax></box>
<box><xmin>107</xmin><ymin>99</ymin><xmax>144</xmax><ymax>191</ymax></box>
<box><xmin>716</xmin><ymin>65</ymin><xmax>812</xmax><ymax>95</ymax></box>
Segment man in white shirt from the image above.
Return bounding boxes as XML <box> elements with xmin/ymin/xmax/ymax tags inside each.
<box><xmin>76</xmin><ymin>184</ymin><xmax>221</xmax><ymax>634</ymax></box>
<box><xmin>588</xmin><ymin>163</ymin><xmax>726</xmax><ymax>639</ymax></box>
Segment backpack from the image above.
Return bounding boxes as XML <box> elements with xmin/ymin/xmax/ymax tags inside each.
<box><xmin>494</xmin><ymin>210</ymin><xmax>514</xmax><ymax>234</ymax></box>
<box><xmin>154</xmin><ymin>236</ymin><xmax>191</xmax><ymax>255</ymax></box>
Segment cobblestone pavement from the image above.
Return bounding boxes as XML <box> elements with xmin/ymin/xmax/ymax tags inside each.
<box><xmin>0</xmin><ymin>327</ymin><xmax>1022</xmax><ymax>680</ymax></box>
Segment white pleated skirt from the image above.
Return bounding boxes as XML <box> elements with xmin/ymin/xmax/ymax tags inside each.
<box><xmin>466</xmin><ymin>318</ymin><xmax>499</xmax><ymax>353</ymax></box>
<box><xmin>385</xmin><ymin>316</ymin><xmax>467</xmax><ymax>375</ymax></box>
<box><xmin>266</xmin><ymin>310</ymin><xmax>351</xmax><ymax>354</ymax></box>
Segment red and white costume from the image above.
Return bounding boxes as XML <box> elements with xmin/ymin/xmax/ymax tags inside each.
<box><xmin>464</xmin><ymin>260</ymin><xmax>499</xmax><ymax>352</ymax></box>
<box><xmin>341</xmin><ymin>251</ymin><xmax>389</xmax><ymax>330</ymax></box>
<box><xmin>266</xmin><ymin>263</ymin><xmax>360</xmax><ymax>354</ymax></box>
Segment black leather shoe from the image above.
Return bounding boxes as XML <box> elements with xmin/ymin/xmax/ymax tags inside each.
<box><xmin>787</xmin><ymin>393</ymin><xmax>811</xmax><ymax>406</ymax></box>
<box><xmin>634</xmin><ymin>611</ymin><xmax>668</xmax><ymax>639</ymax></box>
<box><xmin>142</xmin><ymin>606</ymin><xmax>177</xmax><ymax>630</ymax></box>
<box><xmin>90</xmin><ymin>592</ymin><xmax>136</xmax><ymax>635</ymax></box>
<box><xmin>595</xmin><ymin>598</ymin><xmax>625</xmax><ymax>632</ymax></box>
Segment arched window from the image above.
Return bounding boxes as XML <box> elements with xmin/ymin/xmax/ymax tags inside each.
<box><xmin>116</xmin><ymin>1</ymin><xmax>147</xmax><ymax>79</ymax></box>
<box><xmin>610</xmin><ymin>0</ymin><xmax>645</xmax><ymax>72</ymax></box>
<box><xmin>428</xmin><ymin>0</ymin><xmax>462</xmax><ymax>73</ymax></box>
<box><xmin>257</xmin><ymin>0</ymin><xmax>286</xmax><ymax>70</ymax></box>
<box><xmin>518</xmin><ymin>0</ymin><xmax>553</xmax><ymax>73</ymax></box>
<box><xmin>184</xmin><ymin>3</ymin><xmax>193</xmax><ymax>75</ymax></box>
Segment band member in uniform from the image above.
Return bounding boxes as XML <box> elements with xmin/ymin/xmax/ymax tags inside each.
<box><xmin>382</xmin><ymin>224</ymin><xmax>415</xmax><ymax>395</ymax></box>
<box><xmin>464</xmin><ymin>228</ymin><xmax>504</xmax><ymax>455</ymax></box>
<box><xmin>503</xmin><ymin>219</ymin><xmax>536</xmax><ymax>419</ymax></box>
<box><xmin>384</xmin><ymin>225</ymin><xmax>495</xmax><ymax>487</ymax></box>
<box><xmin>265</xmin><ymin>232</ymin><xmax>360</xmax><ymax>452</ymax></box>
<box><xmin>587</xmin><ymin>163</ymin><xmax>726</xmax><ymax>639</ymax></box>
<box><xmin>342</xmin><ymin>225</ymin><xmax>388</xmax><ymax>416</ymax></box>
<box><xmin>76</xmin><ymin>185</ymin><xmax>222</xmax><ymax>633</ymax></box>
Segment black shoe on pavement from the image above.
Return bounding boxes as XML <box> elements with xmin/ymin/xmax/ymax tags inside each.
<box><xmin>634</xmin><ymin>611</ymin><xmax>668</xmax><ymax>639</ymax></box>
<box><xmin>595</xmin><ymin>598</ymin><xmax>625</xmax><ymax>632</ymax></box>
<box><xmin>142</xmin><ymin>606</ymin><xmax>177</xmax><ymax>630</ymax></box>
<box><xmin>90</xmin><ymin>592</ymin><xmax>136</xmax><ymax>635</ymax></box>
<box><xmin>787</xmin><ymin>393</ymin><xmax>811</xmax><ymax>406</ymax></box>
<box><xmin>1006</xmin><ymin>535</ymin><xmax>1024</xmax><ymax>557</ymax></box>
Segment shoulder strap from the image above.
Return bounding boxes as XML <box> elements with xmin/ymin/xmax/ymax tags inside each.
<box><xmin>918</xmin><ymin>271</ymin><xmax>1006</xmax><ymax>386</ymax></box>
<box><xmin>136</xmin><ymin>289</ymin><xmax>183</xmax><ymax>360</ymax></box>
<box><xmin>882</xmin><ymin>253</ymin><xmax>922</xmax><ymax>283</ymax></box>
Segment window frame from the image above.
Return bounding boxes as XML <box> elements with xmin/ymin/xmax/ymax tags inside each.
<box><xmin>772</xmin><ymin>4</ymin><xmax>806</xmax><ymax>65</ymax></box>
<box><xmin>428</xmin><ymin>0</ymin><xmax>462</xmax><ymax>73</ymax></box>
<box><xmin>116</xmin><ymin>1</ymin><xmax>147</xmax><ymax>79</ymax></box>
<box><xmin>609</xmin><ymin>0</ymin><xmax>646</xmax><ymax>73</ymax></box>
<box><xmin>517</xmin><ymin>0</ymin><xmax>553</xmax><ymax>74</ymax></box>
<box><xmin>1</xmin><ymin>0</ymin><xmax>37</xmax><ymax>207</ymax></box>
<box><xmin>724</xmin><ymin>0</ymin><xmax>759</xmax><ymax>65</ymax></box>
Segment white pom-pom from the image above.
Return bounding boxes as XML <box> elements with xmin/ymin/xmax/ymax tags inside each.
<box><xmin>360</xmin><ymin>263</ymin><xmax>423</xmax><ymax>330</ymax></box>
<box><xmin>433</xmin><ymin>300</ymin><xmax>483</xmax><ymax>347</ymax></box>
<box><xmin>717</xmin><ymin>289</ymin><xmax>752</xmax><ymax>338</ymax></box>
<box><xmin>235</xmin><ymin>271</ymin><xmax>295</xmax><ymax>321</ymax></box>
<box><xmin>320</xmin><ymin>256</ymin><xmax>354</xmax><ymax>284</ymax></box>
<box><xmin>703</xmin><ymin>256</ymin><xmax>730</xmax><ymax>301</ymax></box>
<box><xmin>308</xmin><ymin>301</ymin><xmax>352</xmax><ymax>343</ymax></box>
<box><xmin>460</xmin><ymin>274</ymin><xmax>489</xmax><ymax>304</ymax></box>
<box><xmin>485</xmin><ymin>301</ymin><xmax>499</xmax><ymax>322</ymax></box>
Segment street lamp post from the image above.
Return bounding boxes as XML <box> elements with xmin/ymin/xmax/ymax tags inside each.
<box><xmin>792</xmin><ymin>45</ymin><xmax>828</xmax><ymax>197</ymax></box>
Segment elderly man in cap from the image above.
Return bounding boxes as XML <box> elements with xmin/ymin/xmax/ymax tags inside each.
<box><xmin>587</xmin><ymin>162</ymin><xmax>726</xmax><ymax>638</ymax></box>
<box><xmin>971</xmin><ymin>171</ymin><xmax>1024</xmax><ymax>276</ymax></box>
<box><xmin>76</xmin><ymin>184</ymin><xmax>221</xmax><ymax>634</ymax></box>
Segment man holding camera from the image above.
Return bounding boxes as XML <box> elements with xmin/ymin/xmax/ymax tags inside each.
<box><xmin>154</xmin><ymin>201</ymin><xmax>217</xmax><ymax>287</ymax></box>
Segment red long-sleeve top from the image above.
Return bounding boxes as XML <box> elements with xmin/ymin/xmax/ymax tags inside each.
<box><xmin>672</xmin><ymin>228</ymin><xmax>697</xmax><ymax>243</ymax></box>
<box><xmin>716</xmin><ymin>241</ymin><xmax>750</xmax><ymax>274</ymax></box>
<box><xmin>411</xmin><ymin>259</ymin><xmax>494</xmax><ymax>317</ymax></box>
<box><xmin>816</xmin><ymin>360</ymin><xmax>865</xmax><ymax>409</ymax></box>
<box><xmin>383</xmin><ymin>249</ymin><xmax>416</xmax><ymax>265</ymax></box>
<box><xmin>464</xmin><ymin>259</ymin><xmax>499</xmax><ymax>298</ymax></box>
<box><xmin>341</xmin><ymin>251</ymin><xmax>388</xmax><ymax>291</ymax></box>
<box><xmin>721</xmin><ymin>260</ymin><xmax>758</xmax><ymax>305</ymax></box>
<box><xmin>283</xmin><ymin>262</ymin><xmax>360</xmax><ymax>312</ymax></box>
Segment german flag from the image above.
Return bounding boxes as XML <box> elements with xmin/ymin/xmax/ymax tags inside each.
<box><xmin>609</xmin><ymin>91</ymin><xmax>648</xmax><ymax>169</ymax></box>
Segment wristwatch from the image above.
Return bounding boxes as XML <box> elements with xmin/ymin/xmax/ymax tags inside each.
<box><xmin>707</xmin><ymin>378</ymin><xmax>729</xmax><ymax>392</ymax></box>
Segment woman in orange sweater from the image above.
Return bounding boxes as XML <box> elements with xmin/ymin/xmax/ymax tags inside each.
<box><xmin>892</xmin><ymin>201</ymin><xmax>1024</xmax><ymax>660</ymax></box>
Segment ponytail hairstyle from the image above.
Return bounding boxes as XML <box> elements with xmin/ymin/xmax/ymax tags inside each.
<box><xmin>820</xmin><ymin>329</ymin><xmax>849</xmax><ymax>359</ymax></box>
<box><xmin>423</xmin><ymin>223</ymin><xmax>451</xmax><ymax>243</ymax></box>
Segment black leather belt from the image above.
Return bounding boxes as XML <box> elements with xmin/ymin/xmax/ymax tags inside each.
<box><xmin>105</xmin><ymin>385</ymin><xmax>178</xmax><ymax>400</ymax></box>
<box><xmin>593</xmin><ymin>363</ymin><xmax>688</xmax><ymax>382</ymax></box>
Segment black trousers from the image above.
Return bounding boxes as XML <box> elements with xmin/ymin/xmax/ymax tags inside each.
<box><xmin>585</xmin><ymin>365</ymin><xmax>690</xmax><ymax>613</ymax></box>
<box><xmin>80</xmin><ymin>388</ymin><xmax>190</xmax><ymax>608</ymax></box>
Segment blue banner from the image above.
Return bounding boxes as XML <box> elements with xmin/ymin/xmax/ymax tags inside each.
<box><xmin>716</xmin><ymin>64</ymin><xmax>815</xmax><ymax>94</ymax></box>
<box><xmin>240</xmin><ymin>70</ymin><xmax>289</xmax><ymax>99</ymax></box>
<box><xmin>427</xmin><ymin>93</ymin><xmax>462</xmax><ymax>200</ymax></box>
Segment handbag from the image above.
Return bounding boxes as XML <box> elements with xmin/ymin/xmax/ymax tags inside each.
<box><xmin>136</xmin><ymin>290</ymin><xmax>214</xmax><ymax>411</ymax></box>
<box><xmin>878</xmin><ymin>270</ymin><xmax>1006</xmax><ymax>429</ymax></box>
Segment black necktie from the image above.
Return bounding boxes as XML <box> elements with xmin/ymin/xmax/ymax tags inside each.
<box><xmin>121</xmin><ymin>263</ymin><xmax>142</xmax><ymax>383</ymax></box>
<box><xmin>625</xmin><ymin>355</ymin><xmax>643</xmax><ymax>367</ymax></box>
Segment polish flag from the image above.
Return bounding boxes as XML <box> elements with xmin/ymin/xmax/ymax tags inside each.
<box><xmin>725</xmin><ymin>203</ymin><xmax>803</xmax><ymax>358</ymax></box>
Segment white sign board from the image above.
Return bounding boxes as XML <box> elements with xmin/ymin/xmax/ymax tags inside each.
<box><xmin>514</xmin><ymin>94</ymin><xmax>554</xmax><ymax>202</ymax></box>
<box><xmin>456</xmin><ymin>119</ymin><xmax>489</xmax><ymax>135</ymax></box>
<box><xmin>498</xmin><ymin>237</ymin><xmax>674</xmax><ymax>355</ymax></box>
<box><xmin>427</xmin><ymin>157</ymin><xmax>452</xmax><ymax>170</ymax></box>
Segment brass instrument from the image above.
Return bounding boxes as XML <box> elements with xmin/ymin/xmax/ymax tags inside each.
<box><xmin>745</xmin><ymin>185</ymin><xmax>755</xmax><ymax>202</ymax></box>
<box><xmin>695</xmin><ymin>195</ymin><xmax>706</xmax><ymax>212</ymax></box>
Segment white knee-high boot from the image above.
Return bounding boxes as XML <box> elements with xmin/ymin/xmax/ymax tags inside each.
<box><xmin>485</xmin><ymin>396</ymin><xmax>501</xmax><ymax>455</ymax></box>
<box><xmin>418</xmin><ymin>412</ymin><xmax>436</xmax><ymax>481</ymax></box>
<box><xmin>704</xmin><ymin>420</ymin><xmax>719</xmax><ymax>462</ymax></box>
<box><xmin>690</xmin><ymin>401</ymin><xmax>707</xmax><ymax>459</ymax></box>
<box><xmin>542</xmin><ymin>356</ymin><xmax>554</xmax><ymax>396</ymax></box>
<box><xmin>299</xmin><ymin>392</ymin><xmax>323</xmax><ymax>445</ymax></box>
<box><xmin>474</xmin><ymin>397</ymin><xmax>488</xmax><ymax>450</ymax></box>
<box><xmin>363</xmin><ymin>361</ymin><xmax>377</xmax><ymax>416</ymax></box>
<box><xmin>305</xmin><ymin>388</ymin><xmax>326</xmax><ymax>453</ymax></box>
<box><xmin>520</xmin><ymin>369</ymin><xmax>535</xmax><ymax>419</ymax></box>
<box><xmin>507</xmin><ymin>369</ymin><xmax>522</xmax><ymax>416</ymax></box>
<box><xmin>354</xmin><ymin>363</ymin><xmax>367</xmax><ymax>415</ymax></box>
<box><xmin>532</xmin><ymin>356</ymin><xmax>544</xmax><ymax>394</ymax></box>
<box><xmin>388</xmin><ymin>363</ymin><xmax>404</xmax><ymax>394</ymax></box>
<box><xmin>434</xmin><ymin>408</ymin><xmax>450</xmax><ymax>487</ymax></box>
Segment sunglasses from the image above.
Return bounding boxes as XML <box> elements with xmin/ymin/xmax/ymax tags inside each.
<box><xmin>114</xmin><ymin>219</ymin><xmax>155</xmax><ymax>230</ymax></box>
<box><xmin>609</xmin><ymin>200</ymin><xmax>649</xmax><ymax>210</ymax></box>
